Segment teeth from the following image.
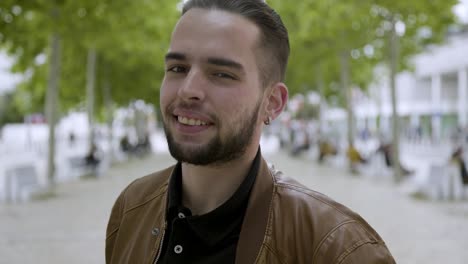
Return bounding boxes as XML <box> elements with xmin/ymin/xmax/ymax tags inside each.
<box><xmin>178</xmin><ymin>116</ymin><xmax>208</xmax><ymax>126</ymax></box>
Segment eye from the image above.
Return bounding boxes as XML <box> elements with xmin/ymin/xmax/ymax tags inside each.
<box><xmin>167</xmin><ymin>66</ymin><xmax>187</xmax><ymax>73</ymax></box>
<box><xmin>213</xmin><ymin>72</ymin><xmax>236</xmax><ymax>80</ymax></box>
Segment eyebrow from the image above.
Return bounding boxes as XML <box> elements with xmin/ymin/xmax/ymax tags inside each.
<box><xmin>165</xmin><ymin>52</ymin><xmax>245</xmax><ymax>74</ymax></box>
<box><xmin>165</xmin><ymin>52</ymin><xmax>186</xmax><ymax>62</ymax></box>
<box><xmin>206</xmin><ymin>57</ymin><xmax>244</xmax><ymax>72</ymax></box>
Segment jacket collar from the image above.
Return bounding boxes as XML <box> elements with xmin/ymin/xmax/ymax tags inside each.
<box><xmin>165</xmin><ymin>151</ymin><xmax>261</xmax><ymax>248</ymax></box>
<box><xmin>159</xmin><ymin>155</ymin><xmax>274</xmax><ymax>263</ymax></box>
<box><xmin>235</xmin><ymin>157</ymin><xmax>274</xmax><ymax>264</ymax></box>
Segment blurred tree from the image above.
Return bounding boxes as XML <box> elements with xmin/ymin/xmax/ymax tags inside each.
<box><xmin>0</xmin><ymin>0</ymin><xmax>179</xmax><ymax>187</ymax></box>
<box><xmin>0</xmin><ymin>91</ymin><xmax>23</xmax><ymax>128</ymax></box>
<box><xmin>271</xmin><ymin>0</ymin><xmax>381</xmax><ymax>147</ymax></box>
<box><xmin>1</xmin><ymin>0</ymin><xmax>458</xmax><ymax>182</ymax></box>
<box><xmin>370</xmin><ymin>0</ymin><xmax>457</xmax><ymax>182</ymax></box>
<box><xmin>332</xmin><ymin>0</ymin><xmax>381</xmax><ymax>147</ymax></box>
<box><xmin>270</xmin><ymin>0</ymin><xmax>457</xmax><ymax>174</ymax></box>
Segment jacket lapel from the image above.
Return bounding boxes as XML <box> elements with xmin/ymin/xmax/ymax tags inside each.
<box><xmin>235</xmin><ymin>157</ymin><xmax>275</xmax><ymax>264</ymax></box>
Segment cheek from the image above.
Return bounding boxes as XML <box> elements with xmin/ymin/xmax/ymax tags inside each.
<box><xmin>160</xmin><ymin>82</ymin><xmax>175</xmax><ymax>109</ymax></box>
<box><xmin>218</xmin><ymin>98</ymin><xmax>258</xmax><ymax>127</ymax></box>
<box><xmin>216</xmin><ymin>90</ymin><xmax>243</xmax><ymax>110</ymax></box>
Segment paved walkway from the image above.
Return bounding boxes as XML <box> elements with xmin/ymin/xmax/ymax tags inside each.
<box><xmin>1</xmin><ymin>151</ymin><xmax>468</xmax><ymax>264</ymax></box>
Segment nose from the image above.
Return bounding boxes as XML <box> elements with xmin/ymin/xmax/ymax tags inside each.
<box><xmin>177</xmin><ymin>69</ymin><xmax>205</xmax><ymax>102</ymax></box>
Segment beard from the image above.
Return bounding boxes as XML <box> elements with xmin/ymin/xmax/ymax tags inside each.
<box><xmin>163</xmin><ymin>100</ymin><xmax>261</xmax><ymax>166</ymax></box>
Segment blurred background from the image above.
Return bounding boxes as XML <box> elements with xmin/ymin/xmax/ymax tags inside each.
<box><xmin>1</xmin><ymin>0</ymin><xmax>468</xmax><ymax>263</ymax></box>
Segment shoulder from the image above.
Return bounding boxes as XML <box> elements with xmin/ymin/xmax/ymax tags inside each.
<box><xmin>106</xmin><ymin>165</ymin><xmax>175</xmax><ymax>262</ymax></box>
<box><xmin>106</xmin><ymin>165</ymin><xmax>174</xmax><ymax>237</ymax></box>
<box><xmin>271</xmin><ymin>167</ymin><xmax>368</xmax><ymax>228</ymax></box>
<box><xmin>116</xmin><ymin>165</ymin><xmax>175</xmax><ymax>212</ymax></box>
<box><xmin>266</xmin><ymin>166</ymin><xmax>394</xmax><ymax>263</ymax></box>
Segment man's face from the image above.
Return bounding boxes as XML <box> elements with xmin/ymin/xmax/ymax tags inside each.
<box><xmin>160</xmin><ymin>8</ymin><xmax>266</xmax><ymax>166</ymax></box>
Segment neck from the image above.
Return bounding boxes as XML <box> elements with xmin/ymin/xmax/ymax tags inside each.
<box><xmin>180</xmin><ymin>147</ymin><xmax>259</xmax><ymax>216</ymax></box>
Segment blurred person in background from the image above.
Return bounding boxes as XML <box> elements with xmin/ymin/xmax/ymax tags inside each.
<box><xmin>290</xmin><ymin>120</ymin><xmax>310</xmax><ymax>156</ymax></box>
<box><xmin>377</xmin><ymin>141</ymin><xmax>413</xmax><ymax>176</ymax></box>
<box><xmin>68</xmin><ymin>132</ymin><xmax>76</xmax><ymax>147</ymax></box>
<box><xmin>84</xmin><ymin>142</ymin><xmax>100</xmax><ymax>174</ymax></box>
<box><xmin>105</xmin><ymin>0</ymin><xmax>395</xmax><ymax>263</ymax></box>
<box><xmin>347</xmin><ymin>143</ymin><xmax>368</xmax><ymax>174</ymax></box>
<box><xmin>317</xmin><ymin>137</ymin><xmax>338</xmax><ymax>163</ymax></box>
<box><xmin>451</xmin><ymin>147</ymin><xmax>468</xmax><ymax>186</ymax></box>
<box><xmin>119</xmin><ymin>134</ymin><xmax>132</xmax><ymax>154</ymax></box>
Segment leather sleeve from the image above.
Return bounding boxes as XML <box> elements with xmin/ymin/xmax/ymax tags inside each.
<box><xmin>338</xmin><ymin>242</ymin><xmax>396</xmax><ymax>264</ymax></box>
<box><xmin>105</xmin><ymin>189</ymin><xmax>126</xmax><ymax>264</ymax></box>
<box><xmin>311</xmin><ymin>220</ymin><xmax>396</xmax><ymax>264</ymax></box>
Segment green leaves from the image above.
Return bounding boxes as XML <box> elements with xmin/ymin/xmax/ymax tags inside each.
<box><xmin>1</xmin><ymin>0</ymin><xmax>179</xmax><ymax>116</ymax></box>
<box><xmin>0</xmin><ymin>0</ymin><xmax>459</xmax><ymax>114</ymax></box>
<box><xmin>267</xmin><ymin>0</ymin><xmax>457</xmax><ymax>105</ymax></box>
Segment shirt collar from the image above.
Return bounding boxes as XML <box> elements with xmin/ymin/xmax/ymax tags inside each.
<box><xmin>166</xmin><ymin>148</ymin><xmax>261</xmax><ymax>247</ymax></box>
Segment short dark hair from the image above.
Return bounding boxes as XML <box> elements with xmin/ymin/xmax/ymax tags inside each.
<box><xmin>182</xmin><ymin>0</ymin><xmax>290</xmax><ymax>86</ymax></box>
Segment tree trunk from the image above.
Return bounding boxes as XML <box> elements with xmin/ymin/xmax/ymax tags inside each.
<box><xmin>389</xmin><ymin>18</ymin><xmax>403</xmax><ymax>182</ymax></box>
<box><xmin>45</xmin><ymin>33</ymin><xmax>61</xmax><ymax>188</ymax></box>
<box><xmin>340</xmin><ymin>51</ymin><xmax>354</xmax><ymax>147</ymax></box>
<box><xmin>315</xmin><ymin>64</ymin><xmax>325</xmax><ymax>135</ymax></box>
<box><xmin>86</xmin><ymin>48</ymin><xmax>97</xmax><ymax>148</ymax></box>
<box><xmin>103</xmin><ymin>68</ymin><xmax>114</xmax><ymax>162</ymax></box>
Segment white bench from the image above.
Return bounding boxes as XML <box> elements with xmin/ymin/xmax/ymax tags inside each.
<box><xmin>366</xmin><ymin>152</ymin><xmax>393</xmax><ymax>180</ymax></box>
<box><xmin>4</xmin><ymin>164</ymin><xmax>42</xmax><ymax>203</ymax></box>
<box><xmin>426</xmin><ymin>163</ymin><xmax>468</xmax><ymax>201</ymax></box>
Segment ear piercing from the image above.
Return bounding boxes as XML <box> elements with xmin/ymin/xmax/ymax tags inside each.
<box><xmin>264</xmin><ymin>116</ymin><xmax>271</xmax><ymax>125</ymax></box>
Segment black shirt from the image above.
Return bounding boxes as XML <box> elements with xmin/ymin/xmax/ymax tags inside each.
<box><xmin>157</xmin><ymin>150</ymin><xmax>261</xmax><ymax>264</ymax></box>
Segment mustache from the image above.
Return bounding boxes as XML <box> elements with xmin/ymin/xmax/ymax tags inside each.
<box><xmin>169</xmin><ymin>101</ymin><xmax>204</xmax><ymax>112</ymax></box>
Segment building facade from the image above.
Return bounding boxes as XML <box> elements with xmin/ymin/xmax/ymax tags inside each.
<box><xmin>354</xmin><ymin>31</ymin><xmax>468</xmax><ymax>141</ymax></box>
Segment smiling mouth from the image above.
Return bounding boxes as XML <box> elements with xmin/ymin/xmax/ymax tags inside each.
<box><xmin>175</xmin><ymin>115</ymin><xmax>211</xmax><ymax>126</ymax></box>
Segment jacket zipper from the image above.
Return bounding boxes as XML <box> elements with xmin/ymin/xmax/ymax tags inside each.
<box><xmin>153</xmin><ymin>221</ymin><xmax>167</xmax><ymax>264</ymax></box>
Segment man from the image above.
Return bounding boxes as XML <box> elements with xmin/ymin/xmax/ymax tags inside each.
<box><xmin>106</xmin><ymin>0</ymin><xmax>396</xmax><ymax>263</ymax></box>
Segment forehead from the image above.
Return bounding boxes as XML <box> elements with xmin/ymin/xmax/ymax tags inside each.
<box><xmin>169</xmin><ymin>8</ymin><xmax>260</xmax><ymax>66</ymax></box>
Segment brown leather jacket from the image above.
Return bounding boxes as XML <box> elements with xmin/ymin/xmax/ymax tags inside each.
<box><xmin>106</xmin><ymin>158</ymin><xmax>395</xmax><ymax>264</ymax></box>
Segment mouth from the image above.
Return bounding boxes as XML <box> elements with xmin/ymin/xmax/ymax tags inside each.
<box><xmin>174</xmin><ymin>115</ymin><xmax>212</xmax><ymax>127</ymax></box>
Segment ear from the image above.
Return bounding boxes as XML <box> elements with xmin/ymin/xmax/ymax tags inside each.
<box><xmin>263</xmin><ymin>82</ymin><xmax>288</xmax><ymax>123</ymax></box>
